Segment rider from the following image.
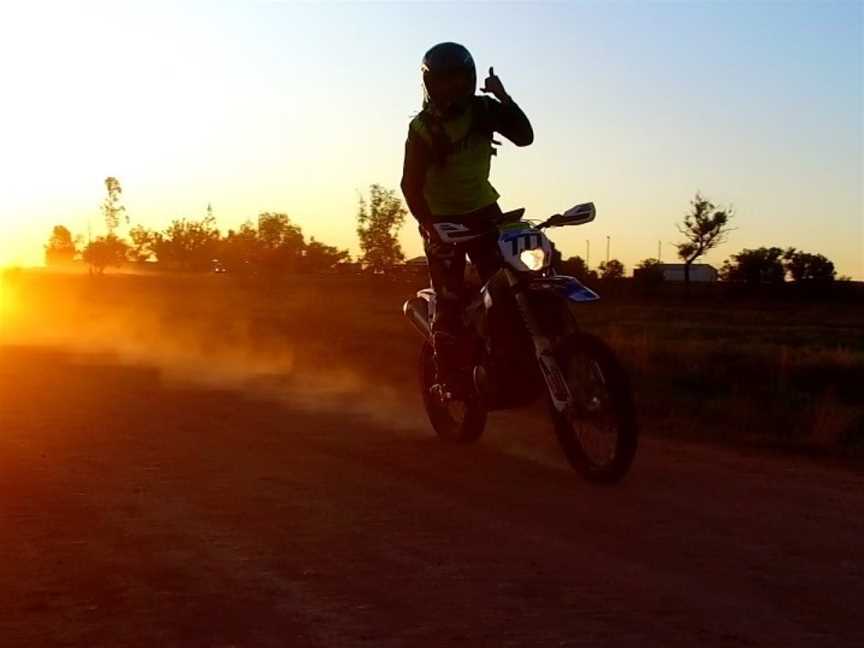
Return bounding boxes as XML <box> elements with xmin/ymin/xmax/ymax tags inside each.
<box><xmin>401</xmin><ymin>42</ymin><xmax>533</xmax><ymax>399</ymax></box>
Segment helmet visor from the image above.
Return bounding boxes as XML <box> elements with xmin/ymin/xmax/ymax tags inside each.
<box><xmin>425</xmin><ymin>70</ymin><xmax>474</xmax><ymax>111</ymax></box>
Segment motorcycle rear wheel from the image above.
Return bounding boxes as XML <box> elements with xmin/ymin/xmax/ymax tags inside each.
<box><xmin>553</xmin><ymin>333</ymin><xmax>638</xmax><ymax>483</ymax></box>
<box><xmin>419</xmin><ymin>341</ymin><xmax>487</xmax><ymax>443</ymax></box>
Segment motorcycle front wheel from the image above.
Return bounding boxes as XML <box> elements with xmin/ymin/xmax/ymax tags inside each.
<box><xmin>419</xmin><ymin>341</ymin><xmax>487</xmax><ymax>443</ymax></box>
<box><xmin>553</xmin><ymin>333</ymin><xmax>638</xmax><ymax>483</ymax></box>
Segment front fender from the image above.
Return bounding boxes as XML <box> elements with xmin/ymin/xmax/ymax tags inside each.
<box><xmin>527</xmin><ymin>275</ymin><xmax>600</xmax><ymax>303</ymax></box>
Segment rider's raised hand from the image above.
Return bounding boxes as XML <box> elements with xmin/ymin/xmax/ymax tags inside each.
<box><xmin>481</xmin><ymin>67</ymin><xmax>509</xmax><ymax>102</ymax></box>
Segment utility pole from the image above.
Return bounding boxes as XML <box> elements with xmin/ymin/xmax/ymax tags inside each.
<box><xmin>658</xmin><ymin>240</ymin><xmax>662</xmax><ymax>262</ymax></box>
<box><xmin>606</xmin><ymin>236</ymin><xmax>610</xmax><ymax>264</ymax></box>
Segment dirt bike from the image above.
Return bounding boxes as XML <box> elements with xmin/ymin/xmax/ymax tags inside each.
<box><xmin>403</xmin><ymin>203</ymin><xmax>637</xmax><ymax>483</ymax></box>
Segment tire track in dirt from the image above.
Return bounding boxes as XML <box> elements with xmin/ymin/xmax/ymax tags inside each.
<box><xmin>1</xmin><ymin>347</ymin><xmax>862</xmax><ymax>646</ymax></box>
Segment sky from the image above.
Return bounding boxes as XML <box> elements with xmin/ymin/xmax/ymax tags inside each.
<box><xmin>0</xmin><ymin>1</ymin><xmax>861</xmax><ymax>277</ymax></box>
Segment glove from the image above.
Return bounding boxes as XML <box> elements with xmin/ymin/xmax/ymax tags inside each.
<box><xmin>420</xmin><ymin>223</ymin><xmax>444</xmax><ymax>248</ymax></box>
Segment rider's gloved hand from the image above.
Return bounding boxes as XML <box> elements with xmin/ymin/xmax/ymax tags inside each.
<box><xmin>481</xmin><ymin>67</ymin><xmax>511</xmax><ymax>104</ymax></box>
<box><xmin>420</xmin><ymin>223</ymin><xmax>445</xmax><ymax>248</ymax></box>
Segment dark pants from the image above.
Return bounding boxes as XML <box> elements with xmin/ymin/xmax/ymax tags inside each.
<box><xmin>423</xmin><ymin>203</ymin><xmax>503</xmax><ymax>385</ymax></box>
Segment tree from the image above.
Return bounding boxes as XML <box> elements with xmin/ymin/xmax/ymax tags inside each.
<box><xmin>44</xmin><ymin>225</ymin><xmax>78</xmax><ymax>266</ymax></box>
<box><xmin>634</xmin><ymin>257</ymin><xmax>665</xmax><ymax>287</ymax></box>
<box><xmin>82</xmin><ymin>234</ymin><xmax>129</xmax><ymax>274</ymax></box>
<box><xmin>720</xmin><ymin>247</ymin><xmax>786</xmax><ymax>285</ymax></box>
<box><xmin>782</xmin><ymin>248</ymin><xmax>835</xmax><ymax>283</ymax></box>
<box><xmin>101</xmin><ymin>177</ymin><xmax>127</xmax><ymax>234</ymax></box>
<box><xmin>356</xmin><ymin>184</ymin><xmax>406</xmax><ymax>273</ymax></box>
<box><xmin>128</xmin><ymin>225</ymin><xmax>156</xmax><ymax>263</ymax></box>
<box><xmin>558</xmin><ymin>255</ymin><xmax>597</xmax><ymax>281</ymax></box>
<box><xmin>598</xmin><ymin>258</ymin><xmax>625</xmax><ymax>279</ymax></box>
<box><xmin>302</xmin><ymin>237</ymin><xmax>350</xmax><ymax>272</ymax></box>
<box><xmin>151</xmin><ymin>215</ymin><xmax>221</xmax><ymax>271</ymax></box>
<box><xmin>675</xmin><ymin>192</ymin><xmax>733</xmax><ymax>287</ymax></box>
<box><xmin>257</xmin><ymin>212</ymin><xmax>305</xmax><ymax>275</ymax></box>
<box><xmin>219</xmin><ymin>221</ymin><xmax>261</xmax><ymax>273</ymax></box>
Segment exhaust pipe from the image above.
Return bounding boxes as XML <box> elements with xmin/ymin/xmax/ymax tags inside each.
<box><xmin>403</xmin><ymin>296</ymin><xmax>431</xmax><ymax>339</ymax></box>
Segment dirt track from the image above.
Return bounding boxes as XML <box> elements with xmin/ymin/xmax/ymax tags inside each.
<box><xmin>1</xmin><ymin>346</ymin><xmax>862</xmax><ymax>647</ymax></box>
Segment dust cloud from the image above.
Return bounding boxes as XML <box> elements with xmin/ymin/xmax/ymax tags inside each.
<box><xmin>0</xmin><ymin>270</ymin><xmax>421</xmax><ymax>432</ymax></box>
<box><xmin>0</xmin><ymin>270</ymin><xmax>574</xmax><ymax>467</ymax></box>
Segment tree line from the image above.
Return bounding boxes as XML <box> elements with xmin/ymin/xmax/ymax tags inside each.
<box><xmin>45</xmin><ymin>179</ymin><xmax>408</xmax><ymax>276</ymax></box>
<box><xmin>45</xmin><ymin>180</ymin><xmax>845</xmax><ymax>284</ymax></box>
<box><xmin>554</xmin><ymin>192</ymin><xmax>844</xmax><ymax>285</ymax></box>
<box><xmin>555</xmin><ymin>247</ymin><xmax>840</xmax><ymax>286</ymax></box>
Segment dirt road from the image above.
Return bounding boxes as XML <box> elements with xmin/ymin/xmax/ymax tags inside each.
<box><xmin>1</xmin><ymin>346</ymin><xmax>862</xmax><ymax>646</ymax></box>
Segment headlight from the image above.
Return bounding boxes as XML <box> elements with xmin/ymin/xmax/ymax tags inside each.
<box><xmin>519</xmin><ymin>248</ymin><xmax>547</xmax><ymax>271</ymax></box>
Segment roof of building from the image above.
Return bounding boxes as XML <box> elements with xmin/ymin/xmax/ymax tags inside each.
<box><xmin>658</xmin><ymin>263</ymin><xmax>717</xmax><ymax>271</ymax></box>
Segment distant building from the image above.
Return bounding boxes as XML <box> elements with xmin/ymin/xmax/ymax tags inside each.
<box><xmin>404</xmin><ymin>256</ymin><xmax>428</xmax><ymax>275</ymax></box>
<box><xmin>659</xmin><ymin>263</ymin><xmax>718</xmax><ymax>282</ymax></box>
<box><xmin>405</xmin><ymin>256</ymin><xmax>427</xmax><ymax>267</ymax></box>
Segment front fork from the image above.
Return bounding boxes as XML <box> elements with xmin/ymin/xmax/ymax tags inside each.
<box><xmin>503</xmin><ymin>269</ymin><xmax>574</xmax><ymax>413</ymax></box>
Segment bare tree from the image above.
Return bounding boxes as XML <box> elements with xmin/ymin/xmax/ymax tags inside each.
<box><xmin>675</xmin><ymin>192</ymin><xmax>733</xmax><ymax>287</ymax></box>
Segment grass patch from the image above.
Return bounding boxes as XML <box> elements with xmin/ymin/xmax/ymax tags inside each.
<box><xmin>3</xmin><ymin>270</ymin><xmax>862</xmax><ymax>455</ymax></box>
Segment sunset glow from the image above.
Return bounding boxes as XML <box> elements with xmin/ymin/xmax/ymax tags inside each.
<box><xmin>0</xmin><ymin>3</ymin><xmax>861</xmax><ymax>276</ymax></box>
<box><xmin>1</xmin><ymin>6</ymin><xmax>863</xmax><ymax>641</ymax></box>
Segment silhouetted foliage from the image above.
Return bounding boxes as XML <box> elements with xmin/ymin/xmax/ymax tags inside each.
<box><xmin>44</xmin><ymin>225</ymin><xmax>78</xmax><ymax>266</ymax></box>
<box><xmin>219</xmin><ymin>221</ymin><xmax>261</xmax><ymax>273</ymax></box>
<box><xmin>302</xmin><ymin>237</ymin><xmax>350</xmax><ymax>272</ymax></box>
<box><xmin>151</xmin><ymin>215</ymin><xmax>220</xmax><ymax>271</ymax></box>
<box><xmin>82</xmin><ymin>234</ymin><xmax>129</xmax><ymax>274</ymax></box>
<box><xmin>57</xmin><ymin>208</ymin><xmax>351</xmax><ymax>277</ymax></box>
<box><xmin>720</xmin><ymin>247</ymin><xmax>786</xmax><ymax>285</ymax></box>
<box><xmin>676</xmin><ymin>193</ymin><xmax>733</xmax><ymax>287</ymax></box>
<box><xmin>128</xmin><ymin>225</ymin><xmax>156</xmax><ymax>263</ymax></box>
<box><xmin>634</xmin><ymin>258</ymin><xmax>665</xmax><ymax>288</ymax></box>
<box><xmin>558</xmin><ymin>255</ymin><xmax>597</xmax><ymax>281</ymax></box>
<box><xmin>598</xmin><ymin>258</ymin><xmax>626</xmax><ymax>280</ymax></box>
<box><xmin>783</xmin><ymin>248</ymin><xmax>835</xmax><ymax>283</ymax></box>
<box><xmin>356</xmin><ymin>184</ymin><xmax>406</xmax><ymax>273</ymax></box>
<box><xmin>256</xmin><ymin>212</ymin><xmax>305</xmax><ymax>275</ymax></box>
<box><xmin>550</xmin><ymin>245</ymin><xmax>563</xmax><ymax>270</ymax></box>
<box><xmin>43</xmin><ymin>182</ymin><xmax>407</xmax><ymax>279</ymax></box>
<box><xmin>102</xmin><ymin>177</ymin><xmax>127</xmax><ymax>234</ymax></box>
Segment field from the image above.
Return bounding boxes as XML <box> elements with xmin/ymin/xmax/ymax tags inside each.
<box><xmin>4</xmin><ymin>270</ymin><xmax>861</xmax><ymax>454</ymax></box>
<box><xmin>1</xmin><ymin>270</ymin><xmax>863</xmax><ymax>645</ymax></box>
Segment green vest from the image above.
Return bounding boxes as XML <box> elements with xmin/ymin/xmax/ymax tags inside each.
<box><xmin>410</xmin><ymin>102</ymin><xmax>499</xmax><ymax>216</ymax></box>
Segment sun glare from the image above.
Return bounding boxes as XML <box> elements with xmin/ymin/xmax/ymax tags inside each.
<box><xmin>0</xmin><ymin>273</ymin><xmax>9</xmax><ymax>329</ymax></box>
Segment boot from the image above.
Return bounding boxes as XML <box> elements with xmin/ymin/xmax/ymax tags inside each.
<box><xmin>431</xmin><ymin>331</ymin><xmax>472</xmax><ymax>400</ymax></box>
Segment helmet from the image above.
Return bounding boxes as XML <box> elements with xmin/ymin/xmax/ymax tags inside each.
<box><xmin>421</xmin><ymin>42</ymin><xmax>476</xmax><ymax>116</ymax></box>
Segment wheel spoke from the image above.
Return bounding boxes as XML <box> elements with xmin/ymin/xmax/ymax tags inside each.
<box><xmin>566</xmin><ymin>354</ymin><xmax>619</xmax><ymax>468</ymax></box>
